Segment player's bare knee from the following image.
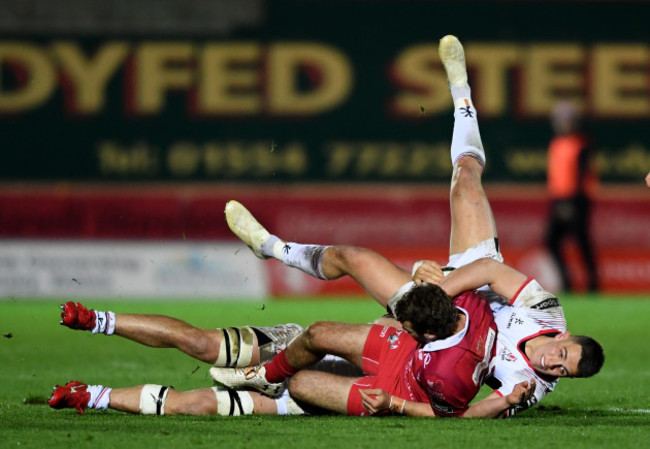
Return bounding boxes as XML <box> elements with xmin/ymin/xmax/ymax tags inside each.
<box><xmin>287</xmin><ymin>371</ymin><xmax>309</xmax><ymax>401</ymax></box>
<box><xmin>303</xmin><ymin>321</ymin><xmax>333</xmax><ymax>350</ymax></box>
<box><xmin>451</xmin><ymin>163</ymin><xmax>482</xmax><ymax>201</ymax></box>
<box><xmin>325</xmin><ymin>246</ymin><xmax>365</xmax><ymax>273</ymax></box>
<box><xmin>322</xmin><ymin>246</ymin><xmax>351</xmax><ymax>276</ymax></box>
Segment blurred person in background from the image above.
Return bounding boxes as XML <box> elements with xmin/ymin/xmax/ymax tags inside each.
<box><xmin>545</xmin><ymin>100</ymin><xmax>599</xmax><ymax>292</ymax></box>
<box><xmin>645</xmin><ymin>171</ymin><xmax>650</xmax><ymax>188</ymax></box>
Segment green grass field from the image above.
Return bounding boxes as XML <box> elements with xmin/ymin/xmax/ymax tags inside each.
<box><xmin>1</xmin><ymin>296</ymin><xmax>649</xmax><ymax>449</ymax></box>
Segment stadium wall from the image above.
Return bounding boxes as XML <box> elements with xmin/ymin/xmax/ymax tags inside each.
<box><xmin>1</xmin><ymin>184</ymin><xmax>648</xmax><ymax>298</ymax></box>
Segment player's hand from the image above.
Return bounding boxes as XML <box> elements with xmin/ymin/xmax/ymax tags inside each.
<box><xmin>412</xmin><ymin>260</ymin><xmax>444</xmax><ymax>285</ymax></box>
<box><xmin>506</xmin><ymin>380</ymin><xmax>536</xmax><ymax>405</ymax></box>
<box><xmin>645</xmin><ymin>171</ymin><xmax>650</xmax><ymax>188</ymax></box>
<box><xmin>359</xmin><ymin>388</ymin><xmax>391</xmax><ymax>414</ymax></box>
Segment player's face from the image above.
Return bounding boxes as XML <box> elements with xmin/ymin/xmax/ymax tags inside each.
<box><xmin>530</xmin><ymin>333</ymin><xmax>581</xmax><ymax>377</ymax></box>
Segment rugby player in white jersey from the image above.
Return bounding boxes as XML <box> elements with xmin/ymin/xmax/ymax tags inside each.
<box><xmin>217</xmin><ymin>35</ymin><xmax>603</xmax><ymax>417</ymax></box>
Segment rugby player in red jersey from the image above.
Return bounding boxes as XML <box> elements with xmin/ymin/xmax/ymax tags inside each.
<box><xmin>211</xmin><ymin>35</ymin><xmax>602</xmax><ymax>417</ymax></box>
<box><xmin>210</xmin><ymin>281</ymin><xmax>503</xmax><ymax>417</ymax></box>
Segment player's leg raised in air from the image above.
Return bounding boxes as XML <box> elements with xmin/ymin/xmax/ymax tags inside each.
<box><xmin>225</xmin><ymin>200</ymin><xmax>411</xmax><ymax>308</ymax></box>
<box><xmin>225</xmin><ymin>37</ymin><xmax>500</xmax><ymax>308</ymax></box>
<box><xmin>410</xmin><ymin>35</ymin><xmax>503</xmax><ymax>294</ymax></box>
<box><xmin>439</xmin><ymin>34</ymin><xmax>498</xmax><ymax>259</ymax></box>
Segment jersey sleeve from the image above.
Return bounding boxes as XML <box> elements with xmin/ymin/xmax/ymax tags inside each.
<box><xmin>429</xmin><ymin>387</ymin><xmax>470</xmax><ymax>418</ymax></box>
<box><xmin>426</xmin><ymin>355</ymin><xmax>491</xmax><ymax>418</ymax></box>
<box><xmin>510</xmin><ymin>278</ymin><xmax>561</xmax><ymax>310</ymax></box>
<box><xmin>421</xmin><ymin>367</ymin><xmax>478</xmax><ymax>418</ymax></box>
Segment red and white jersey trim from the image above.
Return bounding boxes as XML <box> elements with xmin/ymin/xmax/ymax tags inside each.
<box><xmin>509</xmin><ymin>277</ymin><xmax>535</xmax><ymax>305</ymax></box>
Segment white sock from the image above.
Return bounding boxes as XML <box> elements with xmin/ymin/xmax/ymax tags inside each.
<box><xmin>275</xmin><ymin>390</ymin><xmax>305</xmax><ymax>415</ymax></box>
<box><xmin>91</xmin><ymin>311</ymin><xmax>116</xmax><ymax>335</ymax></box>
<box><xmin>275</xmin><ymin>390</ymin><xmax>290</xmax><ymax>415</ymax></box>
<box><xmin>86</xmin><ymin>385</ymin><xmax>112</xmax><ymax>410</ymax></box>
<box><xmin>260</xmin><ymin>233</ymin><xmax>329</xmax><ymax>280</ymax></box>
<box><xmin>451</xmin><ymin>85</ymin><xmax>472</xmax><ymax>105</ymax></box>
<box><xmin>279</xmin><ymin>242</ymin><xmax>328</xmax><ymax>280</ymax></box>
<box><xmin>450</xmin><ymin>85</ymin><xmax>485</xmax><ymax>167</ymax></box>
<box><xmin>260</xmin><ymin>234</ymin><xmax>282</xmax><ymax>259</ymax></box>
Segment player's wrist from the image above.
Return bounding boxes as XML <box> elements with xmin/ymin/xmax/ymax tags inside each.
<box><xmin>388</xmin><ymin>396</ymin><xmax>406</xmax><ymax>414</ymax></box>
<box><xmin>505</xmin><ymin>393</ymin><xmax>520</xmax><ymax>406</ymax></box>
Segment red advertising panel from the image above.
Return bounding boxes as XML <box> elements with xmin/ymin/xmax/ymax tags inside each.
<box><xmin>1</xmin><ymin>185</ymin><xmax>648</xmax><ymax>293</ymax></box>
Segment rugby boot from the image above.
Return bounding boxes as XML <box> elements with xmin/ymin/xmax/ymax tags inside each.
<box><xmin>48</xmin><ymin>381</ymin><xmax>90</xmax><ymax>414</ymax></box>
<box><xmin>225</xmin><ymin>200</ymin><xmax>271</xmax><ymax>259</ymax></box>
<box><xmin>60</xmin><ymin>301</ymin><xmax>96</xmax><ymax>330</ymax></box>
<box><xmin>254</xmin><ymin>323</ymin><xmax>304</xmax><ymax>362</ymax></box>
<box><xmin>210</xmin><ymin>365</ymin><xmax>285</xmax><ymax>397</ymax></box>
<box><xmin>439</xmin><ymin>35</ymin><xmax>468</xmax><ymax>87</ymax></box>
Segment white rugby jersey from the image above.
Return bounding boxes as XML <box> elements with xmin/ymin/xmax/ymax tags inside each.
<box><xmin>485</xmin><ymin>277</ymin><xmax>567</xmax><ymax>417</ymax></box>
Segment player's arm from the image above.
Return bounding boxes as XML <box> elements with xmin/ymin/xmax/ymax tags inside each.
<box><xmin>358</xmin><ymin>389</ymin><xmax>435</xmax><ymax>417</ymax></box>
<box><xmin>397</xmin><ymin>399</ymin><xmax>435</xmax><ymax>417</ymax></box>
<box><xmin>359</xmin><ymin>382</ymin><xmax>533</xmax><ymax>419</ymax></box>
<box><xmin>461</xmin><ymin>380</ymin><xmax>536</xmax><ymax>418</ymax></box>
<box><xmin>436</xmin><ymin>258</ymin><xmax>528</xmax><ymax>301</ymax></box>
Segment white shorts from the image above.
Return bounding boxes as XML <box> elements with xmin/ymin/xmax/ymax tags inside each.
<box><xmin>388</xmin><ymin>238</ymin><xmax>503</xmax><ymax>311</ymax></box>
<box><xmin>448</xmin><ymin>238</ymin><xmax>504</xmax><ymax>304</ymax></box>
<box><xmin>447</xmin><ymin>238</ymin><xmax>503</xmax><ymax>268</ymax></box>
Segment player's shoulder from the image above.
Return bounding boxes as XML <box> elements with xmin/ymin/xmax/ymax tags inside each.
<box><xmin>454</xmin><ymin>289</ymin><xmax>488</xmax><ymax>307</ymax></box>
<box><xmin>511</xmin><ymin>278</ymin><xmax>561</xmax><ymax>310</ymax></box>
<box><xmin>454</xmin><ymin>290</ymin><xmax>494</xmax><ymax>319</ymax></box>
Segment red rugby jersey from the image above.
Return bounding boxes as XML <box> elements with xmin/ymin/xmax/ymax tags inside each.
<box><xmin>404</xmin><ymin>290</ymin><xmax>498</xmax><ymax>417</ymax></box>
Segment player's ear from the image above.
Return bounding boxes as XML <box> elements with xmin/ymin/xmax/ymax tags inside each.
<box><xmin>423</xmin><ymin>331</ymin><xmax>437</xmax><ymax>341</ymax></box>
<box><xmin>555</xmin><ymin>331</ymin><xmax>571</xmax><ymax>340</ymax></box>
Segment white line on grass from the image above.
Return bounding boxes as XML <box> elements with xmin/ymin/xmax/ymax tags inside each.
<box><xmin>609</xmin><ymin>407</ymin><xmax>650</xmax><ymax>414</ymax></box>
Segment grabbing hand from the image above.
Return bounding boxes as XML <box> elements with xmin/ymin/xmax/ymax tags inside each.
<box><xmin>506</xmin><ymin>379</ymin><xmax>536</xmax><ymax>406</ymax></box>
<box><xmin>412</xmin><ymin>260</ymin><xmax>444</xmax><ymax>285</ymax></box>
<box><xmin>359</xmin><ymin>388</ymin><xmax>392</xmax><ymax>415</ymax></box>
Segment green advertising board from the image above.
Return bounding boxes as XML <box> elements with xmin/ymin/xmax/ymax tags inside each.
<box><xmin>1</xmin><ymin>0</ymin><xmax>649</xmax><ymax>182</ymax></box>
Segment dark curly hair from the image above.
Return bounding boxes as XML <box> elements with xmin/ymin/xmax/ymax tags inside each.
<box><xmin>394</xmin><ymin>284</ymin><xmax>458</xmax><ymax>339</ymax></box>
<box><xmin>572</xmin><ymin>335</ymin><xmax>605</xmax><ymax>378</ymax></box>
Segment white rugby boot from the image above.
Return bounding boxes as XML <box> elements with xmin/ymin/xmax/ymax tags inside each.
<box><xmin>439</xmin><ymin>35</ymin><xmax>468</xmax><ymax>87</ymax></box>
<box><xmin>210</xmin><ymin>365</ymin><xmax>285</xmax><ymax>397</ymax></box>
<box><xmin>225</xmin><ymin>200</ymin><xmax>271</xmax><ymax>259</ymax></box>
<box><xmin>440</xmin><ymin>35</ymin><xmax>485</xmax><ymax>167</ymax></box>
